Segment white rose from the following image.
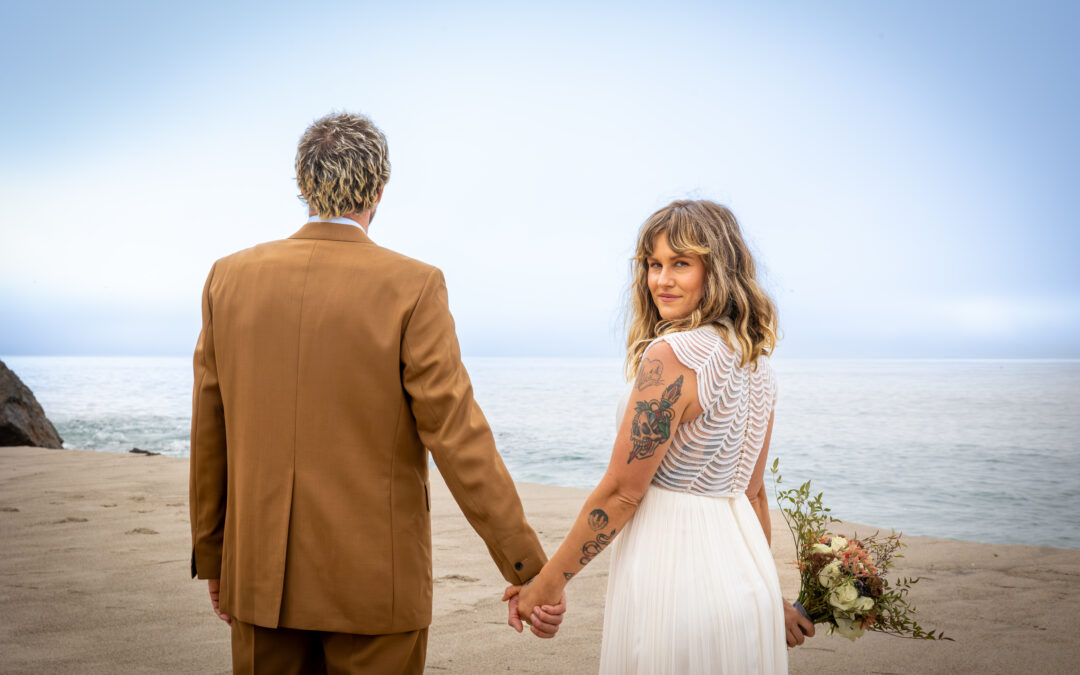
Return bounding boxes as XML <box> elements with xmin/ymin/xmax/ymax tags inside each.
<box><xmin>832</xmin><ymin>615</ymin><xmax>866</xmax><ymax>641</ymax></box>
<box><xmin>817</xmin><ymin>560</ymin><xmax>842</xmax><ymax>588</ymax></box>
<box><xmin>811</xmin><ymin>542</ymin><xmax>832</xmax><ymax>555</ymax></box>
<box><xmin>827</xmin><ymin>581</ymin><xmax>860</xmax><ymax>612</ymax></box>
<box><xmin>829</xmin><ymin>536</ymin><xmax>848</xmax><ymax>552</ymax></box>
<box><xmin>854</xmin><ymin>595</ymin><xmax>875</xmax><ymax>613</ymax></box>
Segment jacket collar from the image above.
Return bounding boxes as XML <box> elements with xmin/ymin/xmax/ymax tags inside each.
<box><xmin>289</xmin><ymin>220</ymin><xmax>372</xmax><ymax>244</ymax></box>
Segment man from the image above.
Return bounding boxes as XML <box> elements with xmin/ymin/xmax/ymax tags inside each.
<box><xmin>189</xmin><ymin>112</ymin><xmax>563</xmax><ymax>673</ymax></box>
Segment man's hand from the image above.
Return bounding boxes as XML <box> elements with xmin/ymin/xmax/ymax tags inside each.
<box><xmin>207</xmin><ymin>579</ymin><xmax>231</xmax><ymax>625</ymax></box>
<box><xmin>502</xmin><ymin>585</ymin><xmax>566</xmax><ymax>638</ymax></box>
<box><xmin>784</xmin><ymin>601</ymin><xmax>814</xmax><ymax>647</ymax></box>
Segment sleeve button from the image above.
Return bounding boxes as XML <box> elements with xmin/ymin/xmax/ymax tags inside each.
<box><xmin>514</xmin><ymin>562</ymin><xmax>523</xmax><ymax>571</ymax></box>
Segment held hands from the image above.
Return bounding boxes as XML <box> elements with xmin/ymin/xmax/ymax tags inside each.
<box><xmin>783</xmin><ymin>600</ymin><xmax>814</xmax><ymax>647</ymax></box>
<box><xmin>207</xmin><ymin>579</ymin><xmax>232</xmax><ymax>625</ymax></box>
<box><xmin>502</xmin><ymin>580</ymin><xmax>566</xmax><ymax>638</ymax></box>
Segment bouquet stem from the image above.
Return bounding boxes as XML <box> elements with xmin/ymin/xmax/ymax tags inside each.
<box><xmin>792</xmin><ymin>599</ymin><xmax>811</xmax><ymax>624</ymax></box>
<box><xmin>794</xmin><ymin>591</ymin><xmax>832</xmax><ymax>624</ymax></box>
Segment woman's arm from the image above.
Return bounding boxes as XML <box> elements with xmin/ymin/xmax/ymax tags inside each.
<box><xmin>510</xmin><ymin>341</ymin><xmax>698</xmax><ymax>624</ymax></box>
<box><xmin>742</xmin><ymin>408</ymin><xmax>817</xmax><ymax>646</ymax></box>
<box><xmin>744</xmin><ymin>409</ymin><xmax>775</xmax><ymax>547</ymax></box>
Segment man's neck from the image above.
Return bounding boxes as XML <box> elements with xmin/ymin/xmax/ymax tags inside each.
<box><xmin>307</xmin><ymin>208</ymin><xmax>372</xmax><ymax>233</ymax></box>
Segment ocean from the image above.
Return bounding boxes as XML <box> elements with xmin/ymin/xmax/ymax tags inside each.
<box><xmin>4</xmin><ymin>356</ymin><xmax>1079</xmax><ymax>550</ymax></box>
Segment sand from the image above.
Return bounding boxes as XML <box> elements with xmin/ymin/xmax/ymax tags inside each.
<box><xmin>1</xmin><ymin>446</ymin><xmax>1077</xmax><ymax>674</ymax></box>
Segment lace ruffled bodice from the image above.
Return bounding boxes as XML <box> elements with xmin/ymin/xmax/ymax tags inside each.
<box><xmin>621</xmin><ymin>325</ymin><xmax>778</xmax><ymax>497</ymax></box>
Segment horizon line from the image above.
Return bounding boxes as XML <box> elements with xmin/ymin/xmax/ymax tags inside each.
<box><xmin>4</xmin><ymin>354</ymin><xmax>1080</xmax><ymax>363</ymax></box>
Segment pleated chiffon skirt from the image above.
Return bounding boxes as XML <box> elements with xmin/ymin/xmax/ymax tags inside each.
<box><xmin>599</xmin><ymin>485</ymin><xmax>787</xmax><ymax>674</ymax></box>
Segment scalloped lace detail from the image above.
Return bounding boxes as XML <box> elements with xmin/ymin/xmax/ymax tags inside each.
<box><xmin>648</xmin><ymin>325</ymin><xmax>777</xmax><ymax>496</ymax></box>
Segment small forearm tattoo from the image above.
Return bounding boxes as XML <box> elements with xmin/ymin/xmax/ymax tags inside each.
<box><xmin>563</xmin><ymin>572</ymin><xmax>575</xmax><ymax>581</ymax></box>
<box><xmin>635</xmin><ymin>357</ymin><xmax>664</xmax><ymax>391</ymax></box>
<box><xmin>587</xmin><ymin>509</ymin><xmax>609</xmax><ymax>531</ymax></box>
<box><xmin>580</xmin><ymin>529</ymin><xmax>616</xmax><ymax>566</ymax></box>
<box><xmin>628</xmin><ymin>375</ymin><xmax>684</xmax><ymax>464</ymax></box>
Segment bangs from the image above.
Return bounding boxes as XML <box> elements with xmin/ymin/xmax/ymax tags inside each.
<box><xmin>639</xmin><ymin>209</ymin><xmax>710</xmax><ymax>258</ymax></box>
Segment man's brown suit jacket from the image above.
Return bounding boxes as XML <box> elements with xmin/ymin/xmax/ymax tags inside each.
<box><xmin>189</xmin><ymin>220</ymin><xmax>547</xmax><ymax>634</ymax></box>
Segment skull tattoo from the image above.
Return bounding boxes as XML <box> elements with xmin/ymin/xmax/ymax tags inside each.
<box><xmin>628</xmin><ymin>375</ymin><xmax>684</xmax><ymax>464</ymax></box>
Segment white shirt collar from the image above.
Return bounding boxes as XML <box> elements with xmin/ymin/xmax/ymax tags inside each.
<box><xmin>307</xmin><ymin>214</ymin><xmax>368</xmax><ymax>234</ymax></box>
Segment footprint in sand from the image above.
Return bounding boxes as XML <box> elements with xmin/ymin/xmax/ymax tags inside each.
<box><xmin>1</xmin><ymin>507</ymin><xmax>19</xmax><ymax>512</ymax></box>
<box><xmin>53</xmin><ymin>517</ymin><xmax>88</xmax><ymax>524</ymax></box>
<box><xmin>102</xmin><ymin>504</ymin><xmax>118</xmax><ymax>508</ymax></box>
<box><xmin>126</xmin><ymin>527</ymin><xmax>158</xmax><ymax>535</ymax></box>
<box><xmin>436</xmin><ymin>574</ymin><xmax>479</xmax><ymax>584</ymax></box>
<box><xmin>166</xmin><ymin>503</ymin><xmax>185</xmax><ymax>507</ymax></box>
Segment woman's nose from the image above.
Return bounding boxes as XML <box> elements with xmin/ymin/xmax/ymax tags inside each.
<box><xmin>657</xmin><ymin>266</ymin><xmax>674</xmax><ymax>287</ymax></box>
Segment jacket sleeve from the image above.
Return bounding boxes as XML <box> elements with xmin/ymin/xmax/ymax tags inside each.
<box><xmin>401</xmin><ymin>268</ymin><xmax>547</xmax><ymax>584</ymax></box>
<box><xmin>189</xmin><ymin>262</ymin><xmax>227</xmax><ymax>579</ymax></box>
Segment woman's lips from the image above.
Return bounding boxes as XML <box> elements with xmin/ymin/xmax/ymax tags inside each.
<box><xmin>658</xmin><ymin>293</ymin><xmax>680</xmax><ymax>301</ymax></box>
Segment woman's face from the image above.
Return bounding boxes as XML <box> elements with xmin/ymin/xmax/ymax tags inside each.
<box><xmin>647</xmin><ymin>232</ymin><xmax>706</xmax><ymax>321</ymax></box>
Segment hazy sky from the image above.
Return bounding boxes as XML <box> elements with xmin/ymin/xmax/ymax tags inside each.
<box><xmin>2</xmin><ymin>1</ymin><xmax>1077</xmax><ymax>358</ymax></box>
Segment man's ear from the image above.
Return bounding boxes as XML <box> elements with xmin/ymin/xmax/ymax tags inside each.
<box><xmin>376</xmin><ymin>184</ymin><xmax>386</xmax><ymax>204</ymax></box>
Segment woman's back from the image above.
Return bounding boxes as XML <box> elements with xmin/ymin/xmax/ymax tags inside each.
<box><xmin>649</xmin><ymin>323</ymin><xmax>777</xmax><ymax>496</ymax></box>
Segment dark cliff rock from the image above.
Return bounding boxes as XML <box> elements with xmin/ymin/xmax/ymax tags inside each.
<box><xmin>0</xmin><ymin>360</ymin><xmax>63</xmax><ymax>449</ymax></box>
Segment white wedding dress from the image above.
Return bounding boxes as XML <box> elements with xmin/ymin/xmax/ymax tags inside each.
<box><xmin>599</xmin><ymin>325</ymin><xmax>787</xmax><ymax>674</ymax></box>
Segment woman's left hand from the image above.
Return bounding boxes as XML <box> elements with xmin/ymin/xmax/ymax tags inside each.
<box><xmin>783</xmin><ymin>600</ymin><xmax>815</xmax><ymax>646</ymax></box>
<box><xmin>503</xmin><ymin>583</ymin><xmax>567</xmax><ymax>638</ymax></box>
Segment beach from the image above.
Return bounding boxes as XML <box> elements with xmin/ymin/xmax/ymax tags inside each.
<box><xmin>1</xmin><ymin>446</ymin><xmax>1077</xmax><ymax>674</ymax></box>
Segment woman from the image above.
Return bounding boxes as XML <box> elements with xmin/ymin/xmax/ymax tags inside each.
<box><xmin>505</xmin><ymin>200</ymin><xmax>813</xmax><ymax>672</ymax></box>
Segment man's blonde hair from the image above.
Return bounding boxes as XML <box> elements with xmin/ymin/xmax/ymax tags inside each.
<box><xmin>295</xmin><ymin>112</ymin><xmax>390</xmax><ymax>218</ymax></box>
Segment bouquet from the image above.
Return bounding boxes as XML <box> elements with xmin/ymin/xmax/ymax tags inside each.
<box><xmin>770</xmin><ymin>459</ymin><xmax>951</xmax><ymax>641</ymax></box>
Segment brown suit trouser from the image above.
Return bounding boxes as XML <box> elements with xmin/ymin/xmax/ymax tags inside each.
<box><xmin>231</xmin><ymin>620</ymin><xmax>427</xmax><ymax>674</ymax></box>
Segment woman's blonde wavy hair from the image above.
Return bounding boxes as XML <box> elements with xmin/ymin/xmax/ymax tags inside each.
<box><xmin>626</xmin><ymin>199</ymin><xmax>778</xmax><ymax>378</ymax></box>
<box><xmin>295</xmin><ymin>112</ymin><xmax>390</xmax><ymax>218</ymax></box>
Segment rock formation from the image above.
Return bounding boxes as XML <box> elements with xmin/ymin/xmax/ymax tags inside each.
<box><xmin>0</xmin><ymin>360</ymin><xmax>63</xmax><ymax>448</ymax></box>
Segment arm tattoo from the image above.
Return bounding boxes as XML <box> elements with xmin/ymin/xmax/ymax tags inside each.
<box><xmin>587</xmin><ymin>509</ymin><xmax>609</xmax><ymax>531</ymax></box>
<box><xmin>564</xmin><ymin>572</ymin><xmax>575</xmax><ymax>581</ymax></box>
<box><xmin>575</xmin><ymin>510</ymin><xmax>613</xmax><ymax>568</ymax></box>
<box><xmin>635</xmin><ymin>357</ymin><xmax>665</xmax><ymax>390</ymax></box>
<box><xmin>628</xmin><ymin>375</ymin><xmax>684</xmax><ymax>464</ymax></box>
<box><xmin>580</xmin><ymin>529</ymin><xmax>616</xmax><ymax>566</ymax></box>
